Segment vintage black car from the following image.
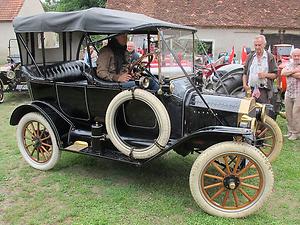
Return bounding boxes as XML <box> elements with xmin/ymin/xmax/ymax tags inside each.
<box><xmin>10</xmin><ymin>8</ymin><xmax>275</xmax><ymax>218</ymax></box>
<box><xmin>0</xmin><ymin>39</ymin><xmax>27</xmax><ymax>103</ymax></box>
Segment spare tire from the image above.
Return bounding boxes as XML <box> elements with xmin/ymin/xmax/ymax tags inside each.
<box><xmin>105</xmin><ymin>89</ymin><xmax>171</xmax><ymax>159</ymax></box>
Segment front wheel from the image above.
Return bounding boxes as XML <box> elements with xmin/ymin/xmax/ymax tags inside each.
<box><xmin>256</xmin><ymin>115</ymin><xmax>283</xmax><ymax>162</ymax></box>
<box><xmin>189</xmin><ymin>141</ymin><xmax>274</xmax><ymax>218</ymax></box>
<box><xmin>16</xmin><ymin>112</ymin><xmax>61</xmax><ymax>170</ymax></box>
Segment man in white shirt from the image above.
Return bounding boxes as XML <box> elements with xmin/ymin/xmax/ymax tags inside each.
<box><xmin>243</xmin><ymin>35</ymin><xmax>278</xmax><ymax>103</ymax></box>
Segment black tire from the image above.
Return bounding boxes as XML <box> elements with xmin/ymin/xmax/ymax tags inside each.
<box><xmin>215</xmin><ymin>72</ymin><xmax>243</xmax><ymax>95</ymax></box>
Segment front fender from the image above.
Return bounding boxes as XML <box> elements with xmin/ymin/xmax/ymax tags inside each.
<box><xmin>170</xmin><ymin>126</ymin><xmax>254</xmax><ymax>156</ymax></box>
<box><xmin>10</xmin><ymin>101</ymin><xmax>73</xmax><ymax>147</ymax></box>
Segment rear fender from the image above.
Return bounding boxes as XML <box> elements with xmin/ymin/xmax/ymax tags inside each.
<box><xmin>10</xmin><ymin>101</ymin><xmax>73</xmax><ymax>147</ymax></box>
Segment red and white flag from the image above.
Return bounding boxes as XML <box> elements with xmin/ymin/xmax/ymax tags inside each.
<box><xmin>241</xmin><ymin>46</ymin><xmax>248</xmax><ymax>64</ymax></box>
<box><xmin>228</xmin><ymin>46</ymin><xmax>235</xmax><ymax>64</ymax></box>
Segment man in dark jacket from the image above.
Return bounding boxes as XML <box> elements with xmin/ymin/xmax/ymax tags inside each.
<box><xmin>96</xmin><ymin>34</ymin><xmax>158</xmax><ymax>89</ymax></box>
<box><xmin>242</xmin><ymin>35</ymin><xmax>278</xmax><ymax>103</ymax></box>
<box><xmin>96</xmin><ymin>34</ymin><xmax>132</xmax><ymax>83</ymax></box>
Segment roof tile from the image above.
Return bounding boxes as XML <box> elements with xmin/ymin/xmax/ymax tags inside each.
<box><xmin>0</xmin><ymin>0</ymin><xmax>24</xmax><ymax>21</ymax></box>
<box><xmin>107</xmin><ymin>0</ymin><xmax>300</xmax><ymax>29</ymax></box>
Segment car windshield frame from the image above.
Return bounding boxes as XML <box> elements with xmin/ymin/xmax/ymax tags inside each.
<box><xmin>156</xmin><ymin>28</ymin><xmax>195</xmax><ymax>80</ymax></box>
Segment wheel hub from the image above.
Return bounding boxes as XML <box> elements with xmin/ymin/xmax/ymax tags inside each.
<box><xmin>223</xmin><ymin>175</ymin><xmax>240</xmax><ymax>190</ymax></box>
<box><xmin>32</xmin><ymin>137</ymin><xmax>42</xmax><ymax>148</ymax></box>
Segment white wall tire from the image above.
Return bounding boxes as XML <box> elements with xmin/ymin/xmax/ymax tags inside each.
<box><xmin>256</xmin><ymin>115</ymin><xmax>283</xmax><ymax>162</ymax></box>
<box><xmin>16</xmin><ymin>112</ymin><xmax>61</xmax><ymax>170</ymax></box>
<box><xmin>189</xmin><ymin>141</ymin><xmax>274</xmax><ymax>218</ymax></box>
<box><xmin>105</xmin><ymin>89</ymin><xmax>171</xmax><ymax>159</ymax></box>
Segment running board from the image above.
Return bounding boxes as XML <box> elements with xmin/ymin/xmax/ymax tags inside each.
<box><xmin>63</xmin><ymin>143</ymin><xmax>145</xmax><ymax>166</ymax></box>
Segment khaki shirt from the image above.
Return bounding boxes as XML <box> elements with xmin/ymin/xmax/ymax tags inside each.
<box><xmin>96</xmin><ymin>46</ymin><xmax>129</xmax><ymax>81</ymax></box>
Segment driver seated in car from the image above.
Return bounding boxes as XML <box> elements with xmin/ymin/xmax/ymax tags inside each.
<box><xmin>96</xmin><ymin>34</ymin><xmax>158</xmax><ymax>89</ymax></box>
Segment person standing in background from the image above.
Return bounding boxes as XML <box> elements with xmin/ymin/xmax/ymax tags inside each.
<box><xmin>127</xmin><ymin>41</ymin><xmax>140</xmax><ymax>63</ymax></box>
<box><xmin>242</xmin><ymin>35</ymin><xmax>278</xmax><ymax>103</ymax></box>
<box><xmin>281</xmin><ymin>48</ymin><xmax>300</xmax><ymax>140</ymax></box>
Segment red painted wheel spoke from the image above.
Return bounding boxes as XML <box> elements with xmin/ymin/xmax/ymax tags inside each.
<box><xmin>25</xmin><ymin>143</ymin><xmax>34</xmax><ymax>148</ymax></box>
<box><xmin>41</xmin><ymin>142</ymin><xmax>52</xmax><ymax>148</ymax></box>
<box><xmin>204</xmin><ymin>173</ymin><xmax>224</xmax><ymax>181</ymax></box>
<box><xmin>233</xmin><ymin>156</ymin><xmax>241</xmax><ymax>174</ymax></box>
<box><xmin>40</xmin><ymin>135</ymin><xmax>51</xmax><ymax>142</ymax></box>
<box><xmin>223</xmin><ymin>156</ymin><xmax>231</xmax><ymax>174</ymax></box>
<box><xmin>39</xmin><ymin>148</ymin><xmax>47</xmax><ymax>160</ymax></box>
<box><xmin>41</xmin><ymin>146</ymin><xmax>51</xmax><ymax>157</ymax></box>
<box><xmin>256</xmin><ymin>135</ymin><xmax>273</xmax><ymax>141</ymax></box>
<box><xmin>232</xmin><ymin>191</ymin><xmax>239</xmax><ymax>207</ymax></box>
<box><xmin>25</xmin><ymin>136</ymin><xmax>32</xmax><ymax>140</ymax></box>
<box><xmin>31</xmin><ymin>147</ymin><xmax>36</xmax><ymax>156</ymax></box>
<box><xmin>204</xmin><ymin>182</ymin><xmax>223</xmax><ymax>190</ymax></box>
<box><xmin>262</xmin><ymin>143</ymin><xmax>272</xmax><ymax>148</ymax></box>
<box><xmin>212</xmin><ymin>162</ymin><xmax>227</xmax><ymax>176</ymax></box>
<box><xmin>240</xmin><ymin>182</ymin><xmax>259</xmax><ymax>190</ymax></box>
<box><xmin>258</xmin><ymin>127</ymin><xmax>268</xmax><ymax>138</ymax></box>
<box><xmin>210</xmin><ymin>187</ymin><xmax>225</xmax><ymax>201</ymax></box>
<box><xmin>26</xmin><ymin>127</ymin><xmax>35</xmax><ymax>137</ymax></box>
<box><xmin>222</xmin><ymin>191</ymin><xmax>230</xmax><ymax>207</ymax></box>
<box><xmin>240</xmin><ymin>173</ymin><xmax>259</xmax><ymax>181</ymax></box>
<box><xmin>36</xmin><ymin>122</ymin><xmax>40</xmax><ymax>136</ymax></box>
<box><xmin>237</xmin><ymin>161</ymin><xmax>254</xmax><ymax>176</ymax></box>
<box><xmin>239</xmin><ymin>188</ymin><xmax>253</xmax><ymax>201</ymax></box>
<box><xmin>30</xmin><ymin>122</ymin><xmax>37</xmax><ymax>136</ymax></box>
<box><xmin>40</xmin><ymin>127</ymin><xmax>46</xmax><ymax>138</ymax></box>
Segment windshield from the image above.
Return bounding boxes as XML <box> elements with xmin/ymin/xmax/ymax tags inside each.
<box><xmin>157</xmin><ymin>29</ymin><xmax>194</xmax><ymax>79</ymax></box>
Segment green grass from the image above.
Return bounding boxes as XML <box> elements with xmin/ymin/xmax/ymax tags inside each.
<box><xmin>0</xmin><ymin>92</ymin><xmax>299</xmax><ymax>225</ymax></box>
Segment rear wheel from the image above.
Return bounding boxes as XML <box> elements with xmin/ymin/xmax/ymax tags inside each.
<box><xmin>189</xmin><ymin>141</ymin><xmax>274</xmax><ymax>218</ymax></box>
<box><xmin>215</xmin><ymin>72</ymin><xmax>243</xmax><ymax>95</ymax></box>
<box><xmin>16</xmin><ymin>112</ymin><xmax>61</xmax><ymax>170</ymax></box>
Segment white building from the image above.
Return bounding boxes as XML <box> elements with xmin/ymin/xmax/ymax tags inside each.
<box><xmin>0</xmin><ymin>0</ymin><xmax>44</xmax><ymax>63</ymax></box>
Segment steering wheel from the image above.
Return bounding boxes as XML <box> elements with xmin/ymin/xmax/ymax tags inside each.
<box><xmin>128</xmin><ymin>53</ymin><xmax>154</xmax><ymax>79</ymax></box>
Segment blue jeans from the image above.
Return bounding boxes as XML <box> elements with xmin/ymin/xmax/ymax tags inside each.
<box><xmin>120</xmin><ymin>78</ymin><xmax>159</xmax><ymax>90</ymax></box>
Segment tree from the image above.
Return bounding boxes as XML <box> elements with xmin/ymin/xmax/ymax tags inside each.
<box><xmin>42</xmin><ymin>0</ymin><xmax>106</xmax><ymax>12</ymax></box>
<box><xmin>195</xmin><ymin>40</ymin><xmax>210</xmax><ymax>55</ymax></box>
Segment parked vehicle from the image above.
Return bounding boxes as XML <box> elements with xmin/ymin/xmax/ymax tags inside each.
<box><xmin>10</xmin><ymin>8</ymin><xmax>275</xmax><ymax>218</ymax></box>
<box><xmin>0</xmin><ymin>39</ymin><xmax>27</xmax><ymax>103</ymax></box>
<box><xmin>272</xmin><ymin>44</ymin><xmax>293</xmax><ymax>93</ymax></box>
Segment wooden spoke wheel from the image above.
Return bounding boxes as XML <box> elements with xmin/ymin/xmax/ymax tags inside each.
<box><xmin>17</xmin><ymin>112</ymin><xmax>60</xmax><ymax>170</ymax></box>
<box><xmin>255</xmin><ymin>115</ymin><xmax>283</xmax><ymax>162</ymax></box>
<box><xmin>190</xmin><ymin>141</ymin><xmax>274</xmax><ymax>218</ymax></box>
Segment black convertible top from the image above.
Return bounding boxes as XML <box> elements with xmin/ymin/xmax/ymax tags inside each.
<box><xmin>13</xmin><ymin>7</ymin><xmax>196</xmax><ymax>33</ymax></box>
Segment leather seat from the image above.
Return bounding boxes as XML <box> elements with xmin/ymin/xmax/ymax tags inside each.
<box><xmin>22</xmin><ymin>60</ymin><xmax>121</xmax><ymax>89</ymax></box>
<box><xmin>45</xmin><ymin>61</ymin><xmax>89</xmax><ymax>82</ymax></box>
<box><xmin>22</xmin><ymin>60</ymin><xmax>90</xmax><ymax>82</ymax></box>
